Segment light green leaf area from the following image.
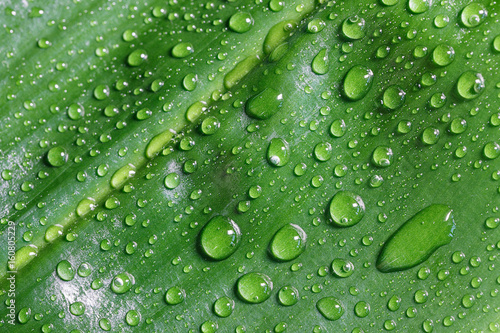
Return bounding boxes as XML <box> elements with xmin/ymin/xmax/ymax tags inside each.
<box><xmin>0</xmin><ymin>0</ymin><xmax>499</xmax><ymax>332</ymax></box>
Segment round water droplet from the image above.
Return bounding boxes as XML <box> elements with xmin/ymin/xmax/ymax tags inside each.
<box><xmin>94</xmin><ymin>85</ymin><xmax>110</xmax><ymax>100</ymax></box>
<box><xmin>236</xmin><ymin>272</ymin><xmax>273</xmax><ymax>304</ymax></box>
<box><xmin>422</xmin><ymin>319</ymin><xmax>434</xmax><ymax>332</ymax></box>
<box><xmin>164</xmin><ymin>172</ymin><xmax>180</xmax><ymax>189</ymax></box>
<box><xmin>354</xmin><ymin>301</ymin><xmax>370</xmax><ymax>318</ymax></box>
<box><xmin>172</xmin><ymin>42</ymin><xmax>194</xmax><ymax>58</ymax></box>
<box><xmin>278</xmin><ymin>286</ymin><xmax>299</xmax><ymax>306</ymax></box>
<box><xmin>269</xmin><ymin>0</ymin><xmax>284</xmax><ymax>11</ymax></box>
<box><xmin>429</xmin><ymin>92</ymin><xmax>446</xmax><ymax>109</ymax></box>
<box><xmin>183</xmin><ymin>73</ymin><xmax>198</xmax><ymax>91</ymax></box>
<box><xmin>485</xmin><ymin>217</ymin><xmax>499</xmax><ymax>229</ymax></box>
<box><xmin>484</xmin><ymin>142</ymin><xmax>500</xmax><ymax>160</ymax></box>
<box><xmin>47</xmin><ymin>147</ymin><xmax>68</xmax><ymax>167</ymax></box>
<box><xmin>331</xmin><ymin>258</ymin><xmax>354</xmax><ymax>278</ymax></box>
<box><xmin>67</xmin><ymin>103</ymin><xmax>84</xmax><ymax>120</ymax></box>
<box><xmin>316</xmin><ymin>297</ymin><xmax>344</xmax><ymax>321</ymax></box>
<box><xmin>56</xmin><ymin>260</ymin><xmax>75</xmax><ymax>281</ymax></box>
<box><xmin>341</xmin><ymin>16</ymin><xmax>366</xmax><ymax>40</ymax></box>
<box><xmin>414</xmin><ymin>289</ymin><xmax>428</xmax><ymax>303</ymax></box>
<box><xmin>408</xmin><ymin>0</ymin><xmax>430</xmax><ymax>14</ymax></box>
<box><xmin>461</xmin><ymin>3</ymin><xmax>487</xmax><ymax>28</ymax></box>
<box><xmin>381</xmin><ymin>0</ymin><xmax>399</xmax><ymax>5</ymax></box>
<box><xmin>312</xmin><ymin>49</ymin><xmax>328</xmax><ymax>75</ymax></box>
<box><xmin>199</xmin><ymin>216</ymin><xmax>241</xmax><ymax>260</ymax></box>
<box><xmin>245</xmin><ymin>88</ymin><xmax>283</xmax><ymax>120</ymax></box>
<box><xmin>328</xmin><ymin>191</ymin><xmax>365</xmax><ymax>227</ymax></box>
<box><xmin>342</xmin><ymin>65</ymin><xmax>374</xmax><ymax>101</ymax></box>
<box><xmin>314</xmin><ymin>142</ymin><xmax>333</xmax><ymax>162</ymax></box>
<box><xmin>449</xmin><ymin>118</ymin><xmax>467</xmax><ymax>134</ymax></box>
<box><xmin>433</xmin><ymin>14</ymin><xmax>449</xmax><ymax>28</ymax></box>
<box><xmin>165</xmin><ymin>286</ymin><xmax>185</xmax><ymax>305</ymax></box>
<box><xmin>267</xmin><ymin>138</ymin><xmax>290</xmax><ymax>167</ymax></box>
<box><xmin>456</xmin><ymin>71</ymin><xmax>485</xmax><ymax>100</ymax></box>
<box><xmin>431</xmin><ymin>44</ymin><xmax>455</xmax><ymax>67</ymax></box>
<box><xmin>421</xmin><ymin>127</ymin><xmax>440</xmax><ymax>145</ymax></box>
<box><xmin>248</xmin><ymin>185</ymin><xmax>262</xmax><ymax>199</ymax></box>
<box><xmin>69</xmin><ymin>302</ymin><xmax>85</xmax><ymax>316</ymax></box>
<box><xmin>372</xmin><ymin>146</ymin><xmax>393</xmax><ymax>167</ymax></box>
<box><xmin>269</xmin><ymin>224</ymin><xmax>307</xmax><ymax>261</ymax></box>
<box><xmin>307</xmin><ymin>18</ymin><xmax>326</xmax><ymax>33</ymax></box>
<box><xmin>381</xmin><ymin>85</ymin><xmax>405</xmax><ymax>110</ymax></box>
<box><xmin>125</xmin><ymin>310</ymin><xmax>140</xmax><ymax>326</ymax></box>
<box><xmin>330</xmin><ymin>119</ymin><xmax>347</xmax><ymax>137</ymax></box>
<box><xmin>110</xmin><ymin>272</ymin><xmax>135</xmax><ymax>294</ymax></box>
<box><xmin>77</xmin><ymin>262</ymin><xmax>92</xmax><ymax>277</ymax></box>
<box><xmin>214</xmin><ymin>296</ymin><xmax>235</xmax><ymax>317</ymax></box>
<box><xmin>229</xmin><ymin>12</ymin><xmax>254</xmax><ymax>33</ymax></box>
<box><xmin>201</xmin><ymin>116</ymin><xmax>220</xmax><ymax>135</ymax></box>
<box><xmin>127</xmin><ymin>49</ymin><xmax>148</xmax><ymax>66</ymax></box>
<box><xmin>387</xmin><ymin>295</ymin><xmax>401</xmax><ymax>311</ymax></box>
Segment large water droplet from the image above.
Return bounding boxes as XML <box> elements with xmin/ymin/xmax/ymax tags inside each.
<box><xmin>331</xmin><ymin>258</ymin><xmax>354</xmax><ymax>278</ymax></box>
<box><xmin>328</xmin><ymin>191</ymin><xmax>365</xmax><ymax>227</ymax></box>
<box><xmin>56</xmin><ymin>260</ymin><xmax>75</xmax><ymax>281</ymax></box>
<box><xmin>245</xmin><ymin>88</ymin><xmax>283</xmax><ymax>120</ymax></box>
<box><xmin>311</xmin><ymin>49</ymin><xmax>328</xmax><ymax>75</ymax></box>
<box><xmin>110</xmin><ymin>272</ymin><xmax>135</xmax><ymax>294</ymax></box>
<box><xmin>460</xmin><ymin>3</ymin><xmax>488</xmax><ymax>28</ymax></box>
<box><xmin>456</xmin><ymin>71</ymin><xmax>485</xmax><ymax>100</ymax></box>
<box><xmin>127</xmin><ymin>49</ymin><xmax>148</xmax><ymax>66</ymax></box>
<box><xmin>381</xmin><ymin>85</ymin><xmax>405</xmax><ymax>110</ymax></box>
<box><xmin>377</xmin><ymin>205</ymin><xmax>455</xmax><ymax>273</ymax></box>
<box><xmin>342</xmin><ymin>65</ymin><xmax>374</xmax><ymax>101</ymax></box>
<box><xmin>372</xmin><ymin>146</ymin><xmax>393</xmax><ymax>167</ymax></box>
<box><xmin>483</xmin><ymin>142</ymin><xmax>500</xmax><ymax>160</ymax></box>
<box><xmin>214</xmin><ymin>296</ymin><xmax>235</xmax><ymax>317</ymax></box>
<box><xmin>267</xmin><ymin>138</ymin><xmax>290</xmax><ymax>167</ymax></box>
<box><xmin>278</xmin><ymin>286</ymin><xmax>299</xmax><ymax>306</ymax></box>
<box><xmin>165</xmin><ymin>286</ymin><xmax>185</xmax><ymax>305</ymax></box>
<box><xmin>236</xmin><ymin>272</ymin><xmax>273</xmax><ymax>304</ymax></box>
<box><xmin>172</xmin><ymin>42</ymin><xmax>194</xmax><ymax>58</ymax></box>
<box><xmin>431</xmin><ymin>44</ymin><xmax>455</xmax><ymax>67</ymax></box>
<box><xmin>229</xmin><ymin>12</ymin><xmax>254</xmax><ymax>33</ymax></box>
<box><xmin>408</xmin><ymin>0</ymin><xmax>430</xmax><ymax>14</ymax></box>
<box><xmin>316</xmin><ymin>297</ymin><xmax>344</xmax><ymax>321</ymax></box>
<box><xmin>313</xmin><ymin>142</ymin><xmax>333</xmax><ymax>162</ymax></box>
<box><xmin>199</xmin><ymin>216</ymin><xmax>241</xmax><ymax>260</ymax></box>
<box><xmin>341</xmin><ymin>16</ymin><xmax>366</xmax><ymax>40</ymax></box>
<box><xmin>269</xmin><ymin>224</ymin><xmax>307</xmax><ymax>261</ymax></box>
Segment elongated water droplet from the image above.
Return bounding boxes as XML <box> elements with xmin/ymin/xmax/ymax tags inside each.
<box><xmin>263</xmin><ymin>20</ymin><xmax>297</xmax><ymax>55</ymax></box>
<box><xmin>269</xmin><ymin>224</ymin><xmax>307</xmax><ymax>261</ymax></box>
<box><xmin>377</xmin><ymin>204</ymin><xmax>455</xmax><ymax>273</ymax></box>
<box><xmin>311</xmin><ymin>49</ymin><xmax>328</xmax><ymax>75</ymax></box>
<box><xmin>267</xmin><ymin>138</ymin><xmax>290</xmax><ymax>167</ymax></box>
<box><xmin>245</xmin><ymin>88</ymin><xmax>283</xmax><ymax>120</ymax></box>
<box><xmin>328</xmin><ymin>191</ymin><xmax>365</xmax><ymax>227</ymax></box>
<box><xmin>342</xmin><ymin>65</ymin><xmax>374</xmax><ymax>101</ymax></box>
<box><xmin>127</xmin><ymin>49</ymin><xmax>148</xmax><ymax>66</ymax></box>
<box><xmin>316</xmin><ymin>297</ymin><xmax>344</xmax><ymax>321</ymax></box>
<box><xmin>172</xmin><ymin>42</ymin><xmax>194</xmax><ymax>58</ymax></box>
<box><xmin>236</xmin><ymin>272</ymin><xmax>273</xmax><ymax>304</ymax></box>
<box><xmin>199</xmin><ymin>216</ymin><xmax>241</xmax><ymax>260</ymax></box>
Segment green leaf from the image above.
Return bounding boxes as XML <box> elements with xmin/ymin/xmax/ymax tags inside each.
<box><xmin>1</xmin><ymin>0</ymin><xmax>499</xmax><ymax>332</ymax></box>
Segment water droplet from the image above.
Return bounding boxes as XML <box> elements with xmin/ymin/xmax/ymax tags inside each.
<box><xmin>263</xmin><ymin>20</ymin><xmax>297</xmax><ymax>55</ymax></box>
<box><xmin>330</xmin><ymin>119</ymin><xmax>347</xmax><ymax>137</ymax></box>
<box><xmin>248</xmin><ymin>185</ymin><xmax>262</xmax><ymax>199</ymax></box>
<box><xmin>183</xmin><ymin>73</ymin><xmax>198</xmax><ymax>91</ymax></box>
<box><xmin>342</xmin><ymin>65</ymin><xmax>374</xmax><ymax>101</ymax></box>
<box><xmin>460</xmin><ymin>3</ymin><xmax>488</xmax><ymax>28</ymax></box>
<box><xmin>431</xmin><ymin>44</ymin><xmax>455</xmax><ymax>67</ymax></box>
<box><xmin>381</xmin><ymin>85</ymin><xmax>405</xmax><ymax>110</ymax></box>
<box><xmin>314</xmin><ymin>142</ymin><xmax>333</xmax><ymax>162</ymax></box>
<box><xmin>45</xmin><ymin>224</ymin><xmax>63</xmax><ymax>242</ymax></box>
<box><xmin>331</xmin><ymin>258</ymin><xmax>354</xmax><ymax>278</ymax></box>
<box><xmin>236</xmin><ymin>272</ymin><xmax>273</xmax><ymax>304</ymax></box>
<box><xmin>69</xmin><ymin>302</ymin><xmax>85</xmax><ymax>316</ymax></box>
<box><xmin>449</xmin><ymin>118</ymin><xmax>467</xmax><ymax>134</ymax></box>
<box><xmin>377</xmin><ymin>205</ymin><xmax>455</xmax><ymax>272</ymax></box>
<box><xmin>245</xmin><ymin>88</ymin><xmax>283</xmax><ymax>120</ymax></box>
<box><xmin>387</xmin><ymin>295</ymin><xmax>401</xmax><ymax>311</ymax></box>
<box><xmin>433</xmin><ymin>14</ymin><xmax>449</xmax><ymax>28</ymax></box>
<box><xmin>278</xmin><ymin>285</ymin><xmax>299</xmax><ymax>306</ymax></box>
<box><xmin>229</xmin><ymin>12</ymin><xmax>254</xmax><ymax>33</ymax></box>
<box><xmin>328</xmin><ymin>191</ymin><xmax>365</xmax><ymax>227</ymax></box>
<box><xmin>267</xmin><ymin>138</ymin><xmax>290</xmax><ymax>167</ymax></box>
<box><xmin>384</xmin><ymin>319</ymin><xmax>397</xmax><ymax>330</ymax></box>
<box><xmin>429</xmin><ymin>92</ymin><xmax>446</xmax><ymax>109</ymax></box>
<box><xmin>308</xmin><ymin>18</ymin><xmax>326</xmax><ymax>33</ymax></box>
<box><xmin>372</xmin><ymin>146</ymin><xmax>393</xmax><ymax>167</ymax></box>
<box><xmin>94</xmin><ymin>85</ymin><xmax>110</xmax><ymax>100</ymax></box>
<box><xmin>483</xmin><ymin>142</ymin><xmax>500</xmax><ymax>160</ymax></box>
<box><xmin>172</xmin><ymin>42</ymin><xmax>194</xmax><ymax>58</ymax></box>
<box><xmin>414</xmin><ymin>289</ymin><xmax>429</xmax><ymax>303</ymax></box>
<box><xmin>485</xmin><ymin>217</ymin><xmax>500</xmax><ymax>229</ymax></box>
<box><xmin>456</xmin><ymin>71</ymin><xmax>485</xmax><ymax>100</ymax></box>
<box><xmin>77</xmin><ymin>262</ymin><xmax>92</xmax><ymax>277</ymax></box>
<box><xmin>67</xmin><ymin>103</ymin><xmax>84</xmax><ymax>120</ymax></box>
<box><xmin>199</xmin><ymin>216</ymin><xmax>241</xmax><ymax>260</ymax></box>
<box><xmin>127</xmin><ymin>49</ymin><xmax>148</xmax><ymax>66</ymax></box>
<box><xmin>269</xmin><ymin>224</ymin><xmax>307</xmax><ymax>261</ymax></box>
<box><xmin>125</xmin><ymin>310</ymin><xmax>140</xmax><ymax>326</ymax></box>
<box><xmin>17</xmin><ymin>307</ymin><xmax>31</xmax><ymax>324</ymax></box>
<box><xmin>164</xmin><ymin>172</ymin><xmax>180</xmax><ymax>189</ymax></box>
<box><xmin>312</xmin><ymin>49</ymin><xmax>328</xmax><ymax>75</ymax></box>
<box><xmin>56</xmin><ymin>260</ymin><xmax>75</xmax><ymax>281</ymax></box>
<box><xmin>354</xmin><ymin>301</ymin><xmax>370</xmax><ymax>318</ymax></box>
<box><xmin>316</xmin><ymin>297</ymin><xmax>344</xmax><ymax>321</ymax></box>
<box><xmin>214</xmin><ymin>296</ymin><xmax>235</xmax><ymax>317</ymax></box>
<box><xmin>341</xmin><ymin>16</ymin><xmax>366</xmax><ymax>40</ymax></box>
<box><xmin>110</xmin><ymin>272</ymin><xmax>135</xmax><ymax>294</ymax></box>
<box><xmin>422</xmin><ymin>319</ymin><xmax>434</xmax><ymax>332</ymax></box>
<box><xmin>421</xmin><ymin>127</ymin><xmax>440</xmax><ymax>145</ymax></box>
<box><xmin>408</xmin><ymin>0</ymin><xmax>430</xmax><ymax>14</ymax></box>
<box><xmin>165</xmin><ymin>286</ymin><xmax>185</xmax><ymax>305</ymax></box>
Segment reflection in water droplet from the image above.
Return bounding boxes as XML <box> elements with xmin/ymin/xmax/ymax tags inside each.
<box><xmin>199</xmin><ymin>216</ymin><xmax>241</xmax><ymax>260</ymax></box>
<box><xmin>236</xmin><ymin>272</ymin><xmax>273</xmax><ymax>304</ymax></box>
<box><xmin>316</xmin><ymin>297</ymin><xmax>344</xmax><ymax>320</ymax></box>
<box><xmin>269</xmin><ymin>224</ymin><xmax>307</xmax><ymax>261</ymax></box>
<box><xmin>328</xmin><ymin>191</ymin><xmax>365</xmax><ymax>227</ymax></box>
<box><xmin>342</xmin><ymin>65</ymin><xmax>374</xmax><ymax>101</ymax></box>
<box><xmin>460</xmin><ymin>3</ymin><xmax>488</xmax><ymax>28</ymax></box>
<box><xmin>267</xmin><ymin>138</ymin><xmax>290</xmax><ymax>167</ymax></box>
